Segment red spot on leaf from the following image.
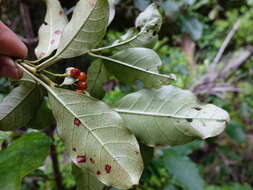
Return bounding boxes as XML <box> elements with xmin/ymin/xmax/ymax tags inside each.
<box><xmin>54</xmin><ymin>30</ymin><xmax>62</xmax><ymax>35</ymax></box>
<box><xmin>105</xmin><ymin>164</ymin><xmax>112</xmax><ymax>173</ymax></box>
<box><xmin>76</xmin><ymin>155</ymin><xmax>86</xmax><ymax>163</ymax></box>
<box><xmin>90</xmin><ymin>158</ymin><xmax>95</xmax><ymax>164</ymax></box>
<box><xmin>74</xmin><ymin>118</ymin><xmax>81</xmax><ymax>127</ymax></box>
<box><xmin>50</xmin><ymin>39</ymin><xmax>55</xmax><ymax>45</ymax></box>
<box><xmin>59</xmin><ymin>10</ymin><xmax>64</xmax><ymax>15</ymax></box>
<box><xmin>135</xmin><ymin>151</ymin><xmax>139</xmax><ymax>155</ymax></box>
<box><xmin>192</xmin><ymin>107</ymin><xmax>202</xmax><ymax>111</ymax></box>
<box><xmin>72</xmin><ymin>147</ymin><xmax>77</xmax><ymax>152</ymax></box>
<box><xmin>96</xmin><ymin>170</ymin><xmax>101</xmax><ymax>175</ymax></box>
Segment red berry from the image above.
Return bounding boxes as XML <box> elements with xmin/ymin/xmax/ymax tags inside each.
<box><xmin>70</xmin><ymin>68</ymin><xmax>81</xmax><ymax>79</ymax></box>
<box><xmin>78</xmin><ymin>72</ymin><xmax>87</xmax><ymax>82</ymax></box>
<box><xmin>77</xmin><ymin>81</ymin><xmax>87</xmax><ymax>90</ymax></box>
<box><xmin>75</xmin><ymin>89</ymin><xmax>84</xmax><ymax>94</ymax></box>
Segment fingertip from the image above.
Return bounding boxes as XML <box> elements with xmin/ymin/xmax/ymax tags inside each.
<box><xmin>18</xmin><ymin>42</ymin><xmax>28</xmax><ymax>59</ymax></box>
<box><xmin>0</xmin><ymin>22</ymin><xmax>28</xmax><ymax>59</ymax></box>
<box><xmin>0</xmin><ymin>56</ymin><xmax>23</xmax><ymax>80</ymax></box>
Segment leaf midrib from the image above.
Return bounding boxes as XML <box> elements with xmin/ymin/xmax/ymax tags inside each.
<box><xmin>114</xmin><ymin>109</ymin><xmax>226</xmax><ymax>121</ymax></box>
<box><xmin>56</xmin><ymin>0</ymin><xmax>99</xmax><ymax>58</ymax></box>
<box><xmin>50</xmin><ymin>89</ymin><xmax>135</xmax><ymax>178</ymax></box>
<box><xmin>96</xmin><ymin>53</ymin><xmax>175</xmax><ymax>80</ymax></box>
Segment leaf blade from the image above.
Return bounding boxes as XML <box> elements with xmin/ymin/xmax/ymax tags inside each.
<box><xmin>113</xmin><ymin>85</ymin><xmax>229</xmax><ymax>147</ymax></box>
<box><xmin>56</xmin><ymin>0</ymin><xmax>109</xmax><ymax>59</ymax></box>
<box><xmin>0</xmin><ymin>83</ymin><xmax>43</xmax><ymax>131</ymax></box>
<box><xmin>163</xmin><ymin>149</ymin><xmax>205</xmax><ymax>190</ymax></box>
<box><xmin>35</xmin><ymin>0</ymin><xmax>68</xmax><ymax>59</ymax></box>
<box><xmin>48</xmin><ymin>87</ymin><xmax>143</xmax><ymax>189</ymax></box>
<box><xmin>72</xmin><ymin>164</ymin><xmax>106</xmax><ymax>190</ymax></box>
<box><xmin>0</xmin><ymin>132</ymin><xmax>51</xmax><ymax>190</ymax></box>
<box><xmin>102</xmin><ymin>48</ymin><xmax>175</xmax><ymax>89</ymax></box>
<box><xmin>87</xmin><ymin>60</ymin><xmax>109</xmax><ymax>99</ymax></box>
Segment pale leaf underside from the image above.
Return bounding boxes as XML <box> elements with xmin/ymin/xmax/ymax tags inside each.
<box><xmin>48</xmin><ymin>88</ymin><xmax>143</xmax><ymax>189</ymax></box>
<box><xmin>103</xmin><ymin>48</ymin><xmax>176</xmax><ymax>89</ymax></box>
<box><xmin>56</xmin><ymin>0</ymin><xmax>109</xmax><ymax>59</ymax></box>
<box><xmin>87</xmin><ymin>60</ymin><xmax>109</xmax><ymax>99</ymax></box>
<box><xmin>72</xmin><ymin>164</ymin><xmax>106</xmax><ymax>190</ymax></box>
<box><xmin>114</xmin><ymin>85</ymin><xmax>230</xmax><ymax>147</ymax></box>
<box><xmin>35</xmin><ymin>0</ymin><xmax>68</xmax><ymax>59</ymax></box>
<box><xmin>0</xmin><ymin>83</ymin><xmax>42</xmax><ymax>131</ymax></box>
<box><xmin>114</xmin><ymin>29</ymin><xmax>158</xmax><ymax>50</ymax></box>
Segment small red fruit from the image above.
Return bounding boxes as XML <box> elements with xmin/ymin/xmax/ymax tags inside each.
<box><xmin>78</xmin><ymin>72</ymin><xmax>87</xmax><ymax>82</ymax></box>
<box><xmin>77</xmin><ymin>81</ymin><xmax>87</xmax><ymax>90</ymax></box>
<box><xmin>75</xmin><ymin>89</ymin><xmax>84</xmax><ymax>94</ymax></box>
<box><xmin>70</xmin><ymin>68</ymin><xmax>81</xmax><ymax>79</ymax></box>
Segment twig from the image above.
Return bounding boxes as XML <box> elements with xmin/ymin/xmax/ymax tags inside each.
<box><xmin>20</xmin><ymin>0</ymin><xmax>35</xmax><ymax>45</ymax></box>
<box><xmin>19</xmin><ymin>35</ymin><xmax>38</xmax><ymax>45</ymax></box>
<box><xmin>45</xmin><ymin>126</ymin><xmax>64</xmax><ymax>190</ymax></box>
<box><xmin>220</xmin><ymin>47</ymin><xmax>253</xmax><ymax>77</ymax></box>
<box><xmin>209</xmin><ymin>19</ymin><xmax>241</xmax><ymax>72</ymax></box>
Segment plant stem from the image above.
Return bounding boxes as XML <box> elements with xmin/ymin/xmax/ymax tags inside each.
<box><xmin>17</xmin><ymin>63</ymin><xmax>53</xmax><ymax>90</ymax></box>
<box><xmin>45</xmin><ymin>126</ymin><xmax>64</xmax><ymax>190</ymax></box>
<box><xmin>43</xmin><ymin>70</ymin><xmax>69</xmax><ymax>78</ymax></box>
<box><xmin>20</xmin><ymin>62</ymin><xmax>37</xmax><ymax>74</ymax></box>
<box><xmin>40</xmin><ymin>74</ymin><xmax>60</xmax><ymax>87</ymax></box>
<box><xmin>90</xmin><ymin>32</ymin><xmax>141</xmax><ymax>53</ymax></box>
<box><xmin>209</xmin><ymin>19</ymin><xmax>241</xmax><ymax>72</ymax></box>
<box><xmin>36</xmin><ymin>56</ymin><xmax>61</xmax><ymax>72</ymax></box>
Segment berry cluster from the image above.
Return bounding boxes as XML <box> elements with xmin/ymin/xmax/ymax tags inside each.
<box><xmin>70</xmin><ymin>68</ymin><xmax>87</xmax><ymax>94</ymax></box>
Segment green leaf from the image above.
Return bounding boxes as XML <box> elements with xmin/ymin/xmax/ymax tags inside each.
<box><xmin>0</xmin><ymin>131</ymin><xmax>11</xmax><ymax>149</ymax></box>
<box><xmin>35</xmin><ymin>0</ymin><xmax>68</xmax><ymax>59</ymax></box>
<box><xmin>0</xmin><ymin>132</ymin><xmax>51</xmax><ymax>190</ymax></box>
<box><xmin>163</xmin><ymin>184</ymin><xmax>177</xmax><ymax>190</ymax></box>
<box><xmin>114</xmin><ymin>29</ymin><xmax>158</xmax><ymax>50</ymax></box>
<box><xmin>163</xmin><ymin>149</ymin><xmax>205</xmax><ymax>190</ymax></box>
<box><xmin>171</xmin><ymin>140</ymin><xmax>204</xmax><ymax>156</ymax></box>
<box><xmin>87</xmin><ymin>60</ymin><xmax>109</xmax><ymax>99</ymax></box>
<box><xmin>0</xmin><ymin>83</ymin><xmax>43</xmax><ymax>131</ymax></box>
<box><xmin>48</xmin><ymin>87</ymin><xmax>143</xmax><ymax>189</ymax></box>
<box><xmin>206</xmin><ymin>184</ymin><xmax>252</xmax><ymax>190</ymax></box>
<box><xmin>28</xmin><ymin>98</ymin><xmax>55</xmax><ymax>130</ymax></box>
<box><xmin>113</xmin><ymin>85</ymin><xmax>229</xmax><ymax>147</ymax></box>
<box><xmin>72</xmin><ymin>164</ymin><xmax>106</xmax><ymax>190</ymax></box>
<box><xmin>179</xmin><ymin>16</ymin><xmax>203</xmax><ymax>41</ymax></box>
<box><xmin>226</xmin><ymin>121</ymin><xmax>246</xmax><ymax>144</ymax></box>
<box><xmin>160</xmin><ymin>1</ymin><xmax>182</xmax><ymax>20</ymax></box>
<box><xmin>102</xmin><ymin>48</ymin><xmax>175</xmax><ymax>89</ymax></box>
<box><xmin>135</xmin><ymin>3</ymin><xmax>162</xmax><ymax>32</ymax></box>
<box><xmin>56</xmin><ymin>0</ymin><xmax>109</xmax><ymax>59</ymax></box>
<box><xmin>112</xmin><ymin>3</ymin><xmax>162</xmax><ymax>51</ymax></box>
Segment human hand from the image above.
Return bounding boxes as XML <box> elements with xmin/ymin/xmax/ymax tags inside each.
<box><xmin>0</xmin><ymin>21</ymin><xmax>27</xmax><ymax>80</ymax></box>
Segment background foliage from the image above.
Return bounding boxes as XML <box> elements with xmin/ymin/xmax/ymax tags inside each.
<box><xmin>0</xmin><ymin>0</ymin><xmax>253</xmax><ymax>189</ymax></box>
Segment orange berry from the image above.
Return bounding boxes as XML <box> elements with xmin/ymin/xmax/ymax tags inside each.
<box><xmin>78</xmin><ymin>72</ymin><xmax>87</xmax><ymax>81</ymax></box>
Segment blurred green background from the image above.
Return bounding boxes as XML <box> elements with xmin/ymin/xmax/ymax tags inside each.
<box><xmin>1</xmin><ymin>0</ymin><xmax>253</xmax><ymax>189</ymax></box>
